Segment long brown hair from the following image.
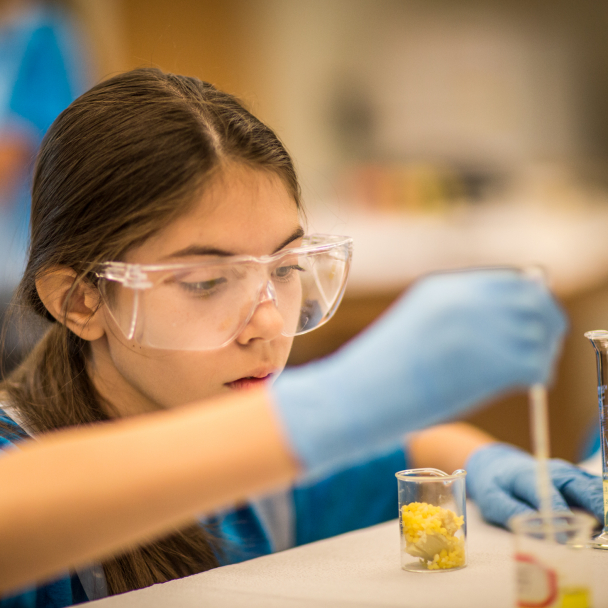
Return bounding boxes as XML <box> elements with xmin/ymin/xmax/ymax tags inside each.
<box><xmin>0</xmin><ymin>67</ymin><xmax>301</xmax><ymax>595</ymax></box>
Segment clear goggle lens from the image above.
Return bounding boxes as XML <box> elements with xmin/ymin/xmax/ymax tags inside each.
<box><xmin>96</xmin><ymin>234</ymin><xmax>352</xmax><ymax>351</ymax></box>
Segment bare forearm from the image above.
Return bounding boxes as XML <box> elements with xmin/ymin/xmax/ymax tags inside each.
<box><xmin>408</xmin><ymin>422</ymin><xmax>497</xmax><ymax>472</ymax></box>
<box><xmin>0</xmin><ymin>387</ymin><xmax>298</xmax><ymax>594</ymax></box>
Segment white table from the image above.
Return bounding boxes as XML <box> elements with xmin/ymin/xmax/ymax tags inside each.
<box><xmin>89</xmin><ymin>503</ymin><xmax>608</xmax><ymax>608</ymax></box>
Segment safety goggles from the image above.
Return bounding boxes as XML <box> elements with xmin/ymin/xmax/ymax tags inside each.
<box><xmin>94</xmin><ymin>234</ymin><xmax>353</xmax><ymax>351</ymax></box>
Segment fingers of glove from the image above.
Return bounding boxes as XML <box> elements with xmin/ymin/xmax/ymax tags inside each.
<box><xmin>549</xmin><ymin>461</ymin><xmax>604</xmax><ymax>522</ymax></box>
<box><xmin>404</xmin><ymin>270</ymin><xmax>536</xmax><ymax>324</ymax></box>
<box><xmin>509</xmin><ymin>468</ymin><xmax>572</xmax><ymax>515</ymax></box>
<box><xmin>524</xmin><ymin>279</ymin><xmax>568</xmax><ymax>340</ymax></box>
<box><xmin>465</xmin><ymin>443</ymin><xmax>528</xmax><ymax>498</ymax></box>
<box><xmin>406</xmin><ymin>272</ymin><xmax>565</xmax><ymax>366</ymax></box>
<box><xmin>476</xmin><ymin>486</ymin><xmax>538</xmax><ymax>529</ymax></box>
<box><xmin>468</xmin><ymin>446</ymin><xmax>575</xmax><ymax>518</ymax></box>
<box><xmin>497</xmin><ymin>326</ymin><xmax>558</xmax><ymax>387</ymax></box>
<box><xmin>507</xmin><ymin>283</ymin><xmax>567</xmax><ymax>384</ymax></box>
<box><xmin>336</xmin><ymin>271</ymin><xmax>538</xmax><ymax>388</ymax></box>
<box><xmin>407</xmin><ymin>269</ymin><xmax>562</xmax><ymax>319</ymax></box>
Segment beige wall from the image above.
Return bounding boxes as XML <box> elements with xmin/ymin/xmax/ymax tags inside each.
<box><xmin>73</xmin><ymin>1</ymin><xmax>608</xmax><ymax>193</ymax></box>
<box><xmin>70</xmin><ymin>1</ymin><xmax>262</xmax><ymax>97</ymax></box>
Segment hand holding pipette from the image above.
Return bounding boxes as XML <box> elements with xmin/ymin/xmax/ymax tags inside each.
<box><xmin>465</xmin><ymin>443</ymin><xmax>603</xmax><ymax>528</ymax></box>
<box><xmin>273</xmin><ymin>269</ymin><xmax>566</xmax><ymax>478</ymax></box>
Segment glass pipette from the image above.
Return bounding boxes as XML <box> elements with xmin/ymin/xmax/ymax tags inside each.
<box><xmin>524</xmin><ymin>267</ymin><xmax>554</xmax><ymax>538</ymax></box>
<box><xmin>583</xmin><ymin>330</ymin><xmax>608</xmax><ymax>549</ymax></box>
<box><xmin>528</xmin><ymin>383</ymin><xmax>554</xmax><ymax>537</ymax></box>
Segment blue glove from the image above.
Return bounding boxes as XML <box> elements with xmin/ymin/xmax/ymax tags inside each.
<box><xmin>466</xmin><ymin>443</ymin><xmax>603</xmax><ymax>528</ymax></box>
<box><xmin>271</xmin><ymin>270</ymin><xmax>567</xmax><ymax>477</ymax></box>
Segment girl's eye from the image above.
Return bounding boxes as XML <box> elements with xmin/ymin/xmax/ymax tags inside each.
<box><xmin>179</xmin><ymin>276</ymin><xmax>227</xmax><ymax>296</ymax></box>
<box><xmin>273</xmin><ymin>264</ymin><xmax>304</xmax><ymax>281</ymax></box>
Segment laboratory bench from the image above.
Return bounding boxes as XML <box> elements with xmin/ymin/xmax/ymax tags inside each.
<box><xmin>88</xmin><ymin>502</ymin><xmax>608</xmax><ymax>608</ymax></box>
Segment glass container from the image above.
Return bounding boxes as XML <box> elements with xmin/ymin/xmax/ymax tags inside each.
<box><xmin>395</xmin><ymin>468</ymin><xmax>467</xmax><ymax>572</ymax></box>
<box><xmin>583</xmin><ymin>329</ymin><xmax>608</xmax><ymax>549</ymax></box>
<box><xmin>512</xmin><ymin>512</ymin><xmax>595</xmax><ymax>607</ymax></box>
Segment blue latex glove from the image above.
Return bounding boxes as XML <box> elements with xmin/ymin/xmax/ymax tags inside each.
<box><xmin>271</xmin><ymin>270</ymin><xmax>567</xmax><ymax>477</ymax></box>
<box><xmin>466</xmin><ymin>443</ymin><xmax>604</xmax><ymax>528</ymax></box>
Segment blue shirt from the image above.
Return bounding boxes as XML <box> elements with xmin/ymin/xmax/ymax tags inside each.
<box><xmin>0</xmin><ymin>409</ymin><xmax>407</xmax><ymax>606</ymax></box>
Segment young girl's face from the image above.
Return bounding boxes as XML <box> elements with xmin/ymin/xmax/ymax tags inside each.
<box><xmin>89</xmin><ymin>164</ymin><xmax>302</xmax><ymax>416</ymax></box>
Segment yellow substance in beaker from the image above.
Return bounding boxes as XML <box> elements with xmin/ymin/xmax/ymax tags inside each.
<box><xmin>558</xmin><ymin>586</ymin><xmax>591</xmax><ymax>608</ymax></box>
<box><xmin>401</xmin><ymin>502</ymin><xmax>465</xmax><ymax>570</ymax></box>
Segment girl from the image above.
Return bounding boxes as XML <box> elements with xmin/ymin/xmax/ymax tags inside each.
<box><xmin>0</xmin><ymin>67</ymin><xmax>596</xmax><ymax>606</ymax></box>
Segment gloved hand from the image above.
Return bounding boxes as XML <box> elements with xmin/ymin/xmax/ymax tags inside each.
<box><xmin>466</xmin><ymin>442</ymin><xmax>603</xmax><ymax>528</ymax></box>
<box><xmin>271</xmin><ymin>270</ymin><xmax>567</xmax><ymax>477</ymax></box>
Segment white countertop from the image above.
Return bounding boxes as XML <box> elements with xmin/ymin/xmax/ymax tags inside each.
<box><xmin>89</xmin><ymin>502</ymin><xmax>608</xmax><ymax>608</ymax></box>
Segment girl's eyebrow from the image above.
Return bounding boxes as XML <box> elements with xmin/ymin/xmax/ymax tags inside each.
<box><xmin>274</xmin><ymin>226</ymin><xmax>305</xmax><ymax>252</ymax></box>
<box><xmin>164</xmin><ymin>226</ymin><xmax>305</xmax><ymax>260</ymax></box>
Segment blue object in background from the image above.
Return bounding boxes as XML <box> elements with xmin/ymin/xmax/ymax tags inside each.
<box><xmin>0</xmin><ymin>2</ymin><xmax>90</xmax><ymax>291</ymax></box>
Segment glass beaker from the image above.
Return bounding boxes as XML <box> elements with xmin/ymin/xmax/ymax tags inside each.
<box><xmin>395</xmin><ymin>468</ymin><xmax>467</xmax><ymax>572</ymax></box>
<box><xmin>512</xmin><ymin>512</ymin><xmax>595</xmax><ymax>608</ymax></box>
<box><xmin>583</xmin><ymin>329</ymin><xmax>608</xmax><ymax>549</ymax></box>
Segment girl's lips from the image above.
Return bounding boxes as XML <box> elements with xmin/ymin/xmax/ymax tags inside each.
<box><xmin>226</xmin><ymin>374</ymin><xmax>272</xmax><ymax>390</ymax></box>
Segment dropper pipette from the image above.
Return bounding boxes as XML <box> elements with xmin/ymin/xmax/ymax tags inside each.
<box><xmin>525</xmin><ymin>267</ymin><xmax>554</xmax><ymax>538</ymax></box>
<box><xmin>528</xmin><ymin>383</ymin><xmax>554</xmax><ymax>536</ymax></box>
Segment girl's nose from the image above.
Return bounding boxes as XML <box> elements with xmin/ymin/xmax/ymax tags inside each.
<box><xmin>235</xmin><ymin>282</ymin><xmax>284</xmax><ymax>345</ymax></box>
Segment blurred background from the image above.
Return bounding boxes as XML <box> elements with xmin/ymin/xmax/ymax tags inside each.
<box><xmin>2</xmin><ymin>0</ymin><xmax>608</xmax><ymax>462</ymax></box>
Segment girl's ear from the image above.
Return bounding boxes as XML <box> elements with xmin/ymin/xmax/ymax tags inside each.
<box><xmin>36</xmin><ymin>268</ymin><xmax>105</xmax><ymax>341</ymax></box>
